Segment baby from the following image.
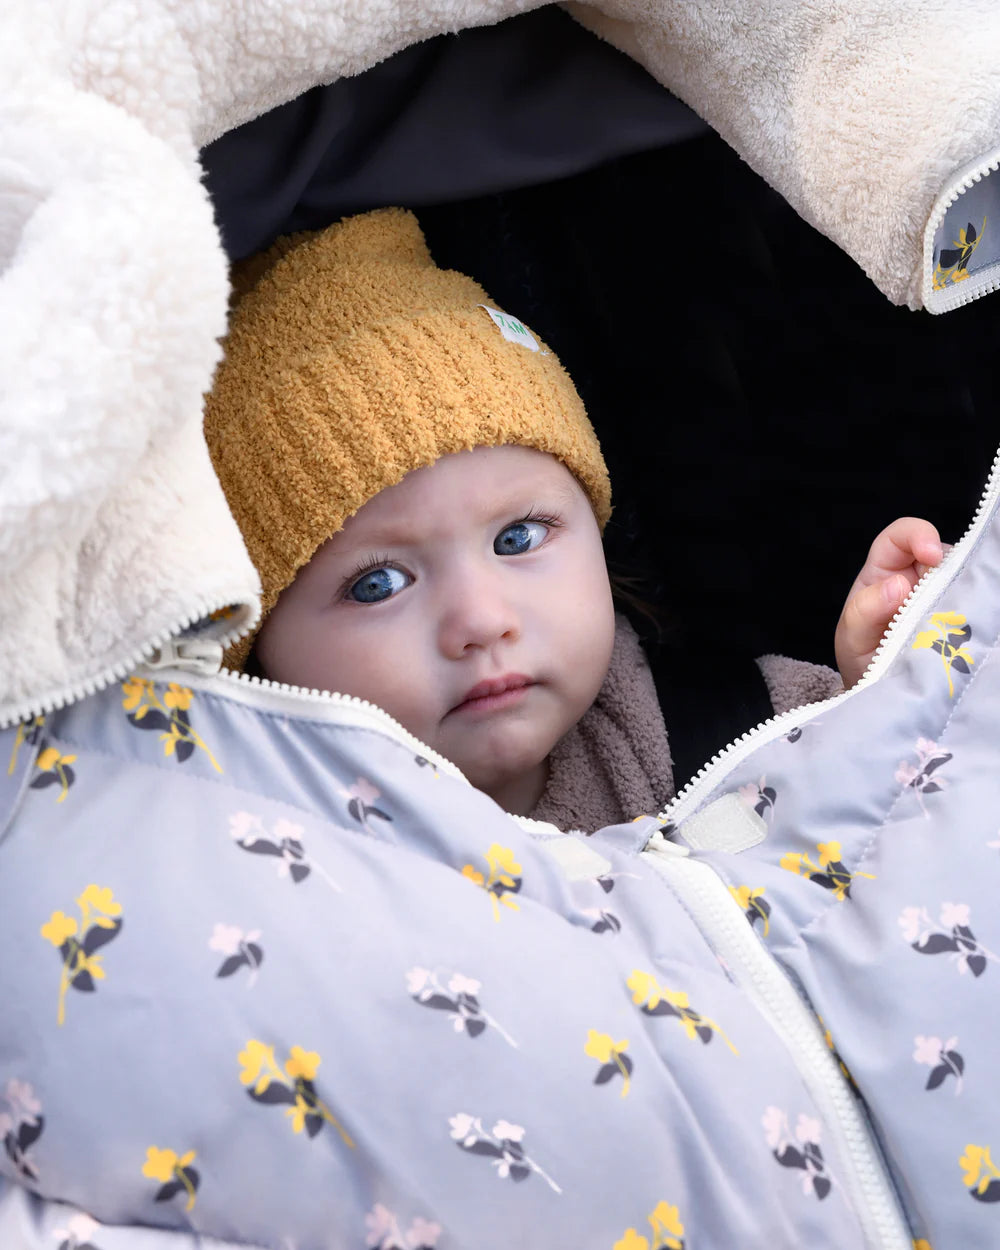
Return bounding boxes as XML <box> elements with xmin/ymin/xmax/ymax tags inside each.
<box><xmin>205</xmin><ymin>208</ymin><xmax>943</xmax><ymax>825</ymax></box>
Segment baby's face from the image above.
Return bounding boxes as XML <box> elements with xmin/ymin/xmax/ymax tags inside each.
<box><xmin>255</xmin><ymin>445</ymin><xmax>615</xmax><ymax>814</ymax></box>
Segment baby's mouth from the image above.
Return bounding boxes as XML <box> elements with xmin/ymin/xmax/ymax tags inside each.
<box><xmin>449</xmin><ymin>674</ymin><xmax>535</xmax><ymax>716</ymax></box>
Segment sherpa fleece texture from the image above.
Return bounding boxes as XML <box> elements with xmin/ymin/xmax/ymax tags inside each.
<box><xmin>3</xmin><ymin>0</ymin><xmax>1000</xmax><ymax>720</ymax></box>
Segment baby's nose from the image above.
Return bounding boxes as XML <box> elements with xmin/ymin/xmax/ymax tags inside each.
<box><xmin>437</xmin><ymin>571</ymin><xmax>520</xmax><ymax>658</ymax></box>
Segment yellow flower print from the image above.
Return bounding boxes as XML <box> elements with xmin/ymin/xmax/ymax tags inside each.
<box><xmin>913</xmin><ymin>612</ymin><xmax>974</xmax><ymax>697</ymax></box>
<box><xmin>585</xmin><ymin>1030</ymin><xmax>632</xmax><ymax>1097</ymax></box>
<box><xmin>485</xmin><ymin>844</ymin><xmax>521</xmax><ymax>879</ymax></box>
<box><xmin>142</xmin><ymin>1146</ymin><xmax>199</xmax><ymax>1211</ymax></box>
<box><xmin>461</xmin><ymin>843</ymin><xmax>522</xmax><ymax>920</ymax></box>
<box><xmin>614</xmin><ymin>1199</ymin><xmax>686</xmax><ymax>1250</ymax></box>
<box><xmin>780</xmin><ymin>843</ymin><xmax>874</xmax><ymax>900</ymax></box>
<box><xmin>41</xmin><ymin>885</ymin><xmax>123</xmax><ymax>1025</ymax></box>
<box><xmin>960</xmin><ymin>1143</ymin><xmax>1000</xmax><ymax>1201</ymax></box>
<box><xmin>627</xmin><ymin>969</ymin><xmax>661</xmax><ymax>1009</ymax></box>
<box><xmin>628</xmin><ymin>968</ymin><xmax>737</xmax><ymax>1054</ymax></box>
<box><xmin>142</xmin><ymin>1146</ymin><xmax>184</xmax><ymax>1184</ymax></box>
<box><xmin>613</xmin><ymin>1231</ymin><xmax>649</xmax><ymax>1250</ymax></box>
<box><xmin>122</xmin><ymin>676</ymin><xmax>154</xmax><ymax>712</ymax></box>
<box><xmin>649</xmin><ymin>1201</ymin><xmax>685</xmax><ymax>1248</ymax></box>
<box><xmin>285</xmin><ymin>1045</ymin><xmax>321</xmax><ymax>1082</ymax></box>
<box><xmin>121</xmin><ymin>676</ymin><xmax>221</xmax><ymax>772</ymax></box>
<box><xmin>78</xmin><ymin>884</ymin><xmax>122</xmax><ymax>920</ymax></box>
<box><xmin>287</xmin><ymin>1093</ymin><xmax>315</xmax><ymax>1135</ymax></box>
<box><xmin>29</xmin><ymin>741</ymin><xmax>77</xmax><ymax>803</ymax></box>
<box><xmin>163</xmin><ymin>683</ymin><xmax>193</xmax><ymax>711</ymax></box>
<box><xmin>932</xmin><ymin>216</ymin><xmax>985</xmax><ymax>291</ymax></box>
<box><xmin>730</xmin><ymin>884</ymin><xmax>770</xmax><ymax>936</ymax></box>
<box><xmin>239</xmin><ymin>1040</ymin><xmax>354</xmax><ymax>1147</ymax></box>
<box><xmin>960</xmin><ymin>1143</ymin><xmax>988</xmax><ymax>1187</ymax></box>
<box><xmin>41</xmin><ymin>911</ymin><xmax>77</xmax><ymax>947</ymax></box>
<box><xmin>7</xmin><ymin>714</ymin><xmax>45</xmax><ymax>776</ymax></box>
<box><xmin>238</xmin><ymin>1039</ymin><xmax>278</xmax><ymax>1094</ymax></box>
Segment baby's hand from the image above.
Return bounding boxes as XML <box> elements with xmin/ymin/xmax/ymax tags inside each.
<box><xmin>835</xmin><ymin>517</ymin><xmax>945</xmax><ymax>689</ymax></box>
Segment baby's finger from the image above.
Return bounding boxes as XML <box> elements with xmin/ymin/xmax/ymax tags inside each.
<box><xmin>870</xmin><ymin>517</ymin><xmax>942</xmax><ymax>575</ymax></box>
<box><xmin>840</xmin><ymin>573</ymin><xmax>912</xmax><ymax>657</ymax></box>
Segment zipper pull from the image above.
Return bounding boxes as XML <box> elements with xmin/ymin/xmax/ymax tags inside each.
<box><xmin>140</xmin><ymin>636</ymin><xmax>224</xmax><ymax>676</ymax></box>
<box><xmin>643</xmin><ymin>829</ymin><xmax>690</xmax><ymax>858</ymax></box>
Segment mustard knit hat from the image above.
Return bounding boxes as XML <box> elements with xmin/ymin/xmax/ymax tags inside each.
<box><xmin>204</xmin><ymin>207</ymin><xmax>612</xmax><ymax>668</ymax></box>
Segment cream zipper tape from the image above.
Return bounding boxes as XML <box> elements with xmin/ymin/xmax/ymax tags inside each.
<box><xmin>924</xmin><ymin>143</ymin><xmax>1000</xmax><ymax>313</ymax></box>
<box><xmin>0</xmin><ymin>593</ymin><xmax>259</xmax><ymax>732</ymax></box>
<box><xmin>129</xmin><ymin>658</ymin><xmax>562</xmax><ymax>835</ymax></box>
<box><xmin>643</xmin><ymin>841</ymin><xmax>912</xmax><ymax>1250</ymax></box>
<box><xmin>659</xmin><ymin>439</ymin><xmax>1000</xmax><ymax>828</ymax></box>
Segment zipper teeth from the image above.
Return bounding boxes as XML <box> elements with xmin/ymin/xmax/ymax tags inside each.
<box><xmin>0</xmin><ymin>594</ymin><xmax>258</xmax><ymax>732</ymax></box>
<box><xmin>645</xmin><ymin>849</ymin><xmax>911</xmax><ymax>1250</ymax></box>
<box><xmin>660</xmin><ymin>438</ymin><xmax>1000</xmax><ymax>827</ymax></box>
<box><xmin>924</xmin><ymin>148</ymin><xmax>1000</xmax><ymax>312</ymax></box>
<box><xmin>162</xmin><ymin>662</ymin><xmax>556</xmax><ymax>834</ymax></box>
<box><xmin>861</xmin><ymin>438</ymin><xmax>1000</xmax><ymax>680</ymax></box>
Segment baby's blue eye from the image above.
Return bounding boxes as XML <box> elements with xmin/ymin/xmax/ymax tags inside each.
<box><xmin>346</xmin><ymin>566</ymin><xmax>410</xmax><ymax>604</ymax></box>
<box><xmin>494</xmin><ymin>519</ymin><xmax>548</xmax><ymax>556</ymax></box>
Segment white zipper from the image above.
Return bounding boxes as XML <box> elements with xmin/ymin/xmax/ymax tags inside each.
<box><xmin>130</xmin><ymin>648</ymin><xmax>560</xmax><ymax>834</ymax></box>
<box><xmin>0</xmin><ymin>594</ymin><xmax>258</xmax><ymax>732</ymax></box>
<box><xmin>643</xmin><ymin>837</ymin><xmax>912</xmax><ymax>1250</ymax></box>
<box><xmin>924</xmin><ymin>144</ymin><xmax>1000</xmax><ymax>313</ymax></box>
<box><xmin>660</xmin><ymin>440</ymin><xmax>1000</xmax><ymax>828</ymax></box>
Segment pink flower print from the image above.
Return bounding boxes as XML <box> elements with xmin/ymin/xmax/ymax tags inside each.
<box><xmin>365</xmin><ymin>1204</ymin><xmax>442</xmax><ymax>1250</ymax></box>
<box><xmin>940</xmin><ymin>902</ymin><xmax>971</xmax><ymax>929</ymax></box>
<box><xmin>53</xmin><ymin>1212</ymin><xmax>102</xmax><ymax>1249</ymax></box>
<box><xmin>895</xmin><ymin>738</ymin><xmax>952</xmax><ymax>817</ymax></box>
<box><xmin>762</xmin><ymin>1105</ymin><xmax>786</xmax><ymax>1150</ymax></box>
<box><xmin>795</xmin><ymin>1115</ymin><xmax>822</xmax><ymax>1146</ymax></box>
<box><xmin>5</xmin><ymin>1080</ymin><xmax>40</xmax><ymax>1121</ymax></box>
<box><xmin>762</xmin><ymin>1106</ymin><xmax>835</xmax><ymax>1200</ymax></box>
<box><xmin>209</xmin><ymin>923</ymin><xmax>263</xmax><ymax>986</ymax></box>
<box><xmin>405</xmin><ymin>1216</ymin><xmax>442</xmax><ymax>1248</ymax></box>
<box><xmin>491</xmin><ymin>1120</ymin><xmax>524</xmax><ymax>1144</ymax></box>
<box><xmin>448</xmin><ymin>1114</ymin><xmax>560</xmax><ymax>1192</ymax></box>
<box><xmin>913</xmin><ymin>1035</ymin><xmax>947</xmax><ymax>1066</ymax></box>
<box><xmin>338</xmin><ymin>778</ymin><xmax>393</xmax><ymax>834</ymax></box>
<box><xmin>408</xmin><ymin>967</ymin><xmax>517</xmax><ymax>1046</ymax></box>
<box><xmin>447</xmin><ymin>973</ymin><xmax>481</xmax><ymax>997</ymax></box>
<box><xmin>406</xmin><ymin>967</ymin><xmax>431</xmax><ymax>996</ymax></box>
<box><xmin>901</xmin><ymin>902</ymin><xmax>997</xmax><ymax>976</ymax></box>
<box><xmin>898</xmin><ymin>906</ymin><xmax>928</xmax><ymax>945</ymax></box>
<box><xmin>229</xmin><ymin>811</ymin><xmax>341</xmax><ymax>891</ymax></box>
<box><xmin>208</xmin><ymin>923</ymin><xmax>244</xmax><ymax>955</ymax></box>
<box><xmin>738</xmin><ymin>777</ymin><xmax>776</xmax><ymax>820</ymax></box>
<box><xmin>913</xmin><ymin>1034</ymin><xmax>964</xmax><ymax>1093</ymax></box>
<box><xmin>0</xmin><ymin>1079</ymin><xmax>43</xmax><ymax>1181</ymax></box>
<box><xmin>448</xmin><ymin>1113</ymin><xmax>476</xmax><ymax>1145</ymax></box>
<box><xmin>365</xmin><ymin>1204</ymin><xmax>395</xmax><ymax>1246</ymax></box>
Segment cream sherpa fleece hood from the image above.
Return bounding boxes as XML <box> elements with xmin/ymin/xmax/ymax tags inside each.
<box><xmin>3</xmin><ymin>0</ymin><xmax>1000</xmax><ymax>723</ymax></box>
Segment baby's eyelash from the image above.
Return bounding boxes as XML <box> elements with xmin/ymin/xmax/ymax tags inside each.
<box><xmin>521</xmin><ymin>509</ymin><xmax>563</xmax><ymax>530</ymax></box>
<box><xmin>338</xmin><ymin>552</ymin><xmax>394</xmax><ymax>597</ymax></box>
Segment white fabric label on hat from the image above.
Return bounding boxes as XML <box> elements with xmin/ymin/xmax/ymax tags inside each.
<box><xmin>480</xmin><ymin>305</ymin><xmax>539</xmax><ymax>352</ymax></box>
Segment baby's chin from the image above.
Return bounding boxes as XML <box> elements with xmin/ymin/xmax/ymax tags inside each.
<box><xmin>454</xmin><ymin>753</ymin><xmax>551</xmax><ymax>818</ymax></box>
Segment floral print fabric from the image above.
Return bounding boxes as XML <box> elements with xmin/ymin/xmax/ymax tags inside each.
<box><xmin>4</xmin><ymin>490</ymin><xmax>1000</xmax><ymax>1247</ymax></box>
